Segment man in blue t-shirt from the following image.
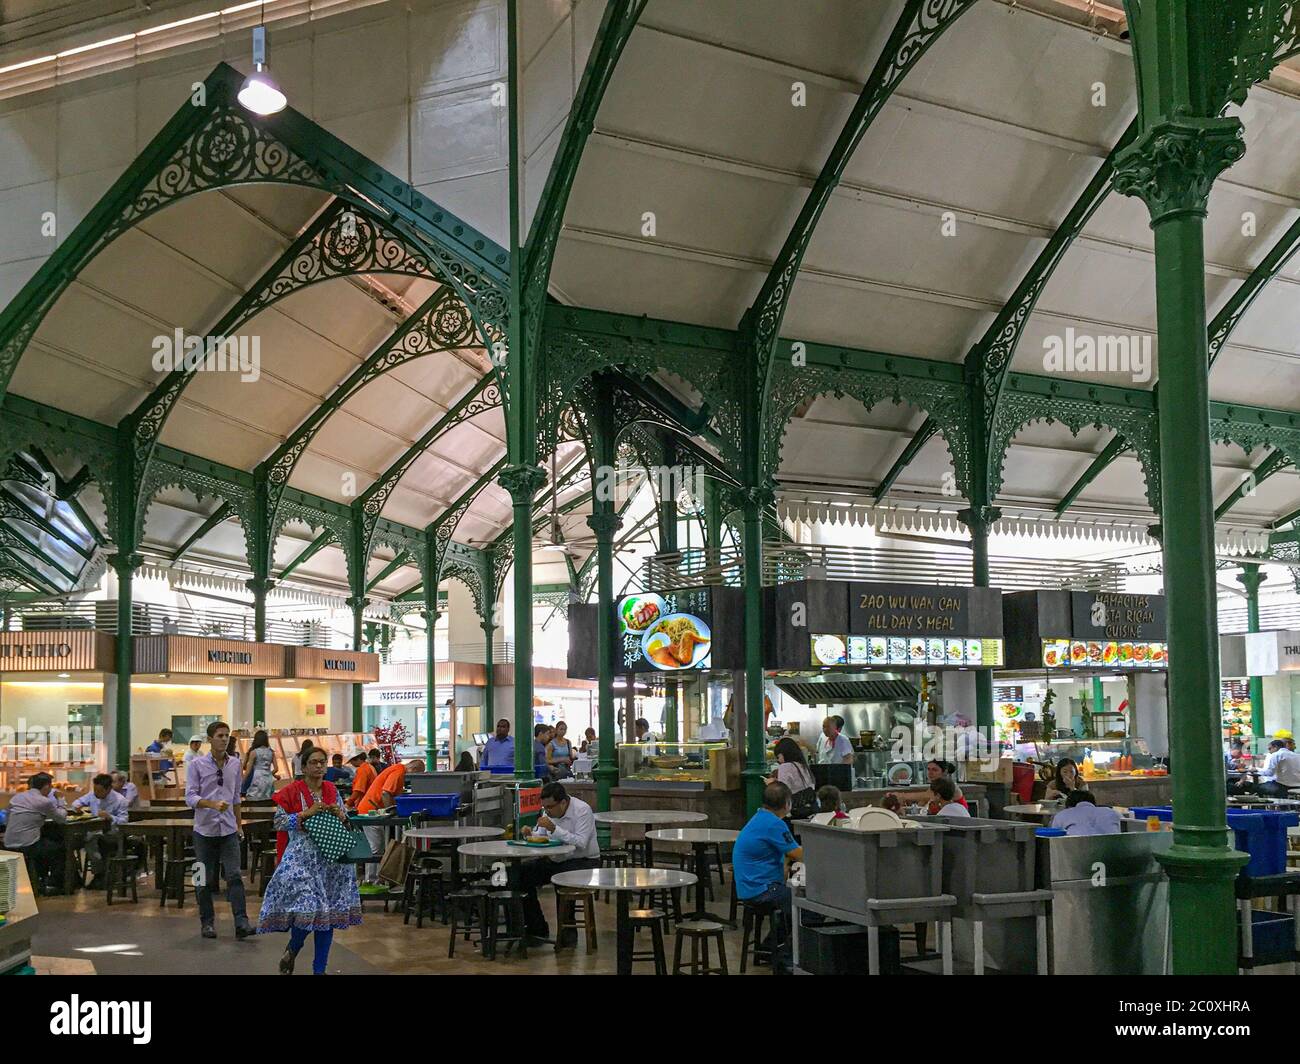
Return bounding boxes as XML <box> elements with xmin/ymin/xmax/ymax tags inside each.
<box><xmin>480</xmin><ymin>718</ymin><xmax>515</xmax><ymax>771</ymax></box>
<box><xmin>733</xmin><ymin>782</ymin><xmax>802</xmax><ymax>964</ymax></box>
<box><xmin>146</xmin><ymin>728</ymin><xmax>175</xmax><ymax>780</ymax></box>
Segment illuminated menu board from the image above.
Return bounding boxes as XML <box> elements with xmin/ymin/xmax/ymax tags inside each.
<box><xmin>810</xmin><ymin>633</ymin><xmax>1004</xmax><ymax>669</ymax></box>
<box><xmin>1003</xmin><ymin>590</ymin><xmax>1168</xmax><ymax>671</ymax></box>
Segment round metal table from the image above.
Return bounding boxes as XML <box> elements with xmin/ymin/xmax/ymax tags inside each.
<box><xmin>1002</xmin><ymin>803</ymin><xmax>1062</xmax><ymax>824</ymax></box>
<box><xmin>593</xmin><ymin>809</ymin><xmax>708</xmax><ymax>867</ymax></box>
<box><xmin>646</xmin><ymin>828</ymin><xmax>738</xmax><ymax>922</ymax></box>
<box><xmin>406</xmin><ymin>825</ymin><xmax>503</xmax><ymax>888</ymax></box>
<box><xmin>551</xmin><ymin>867</ymin><xmax>698</xmax><ymax>975</ymax></box>
<box><xmin>456</xmin><ymin>839</ymin><xmax>576</xmax><ymax>891</ymax></box>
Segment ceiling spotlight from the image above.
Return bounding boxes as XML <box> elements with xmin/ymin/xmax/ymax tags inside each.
<box><xmin>237</xmin><ymin>26</ymin><xmax>286</xmax><ymax>116</ymax></box>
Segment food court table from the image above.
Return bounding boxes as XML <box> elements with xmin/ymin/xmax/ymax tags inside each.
<box><xmin>55</xmin><ymin>816</ymin><xmax>109</xmax><ymax>892</ymax></box>
<box><xmin>123</xmin><ymin>818</ymin><xmax>195</xmax><ymax>891</ymax></box>
<box><xmin>456</xmin><ymin>839</ymin><xmax>575</xmax><ymax>892</ymax></box>
<box><xmin>593</xmin><ymin>809</ymin><xmax>708</xmax><ymax>867</ymax></box>
<box><xmin>1002</xmin><ymin>803</ymin><xmax>1062</xmax><ymax>825</ymax></box>
<box><xmin>646</xmin><ymin>828</ymin><xmax>738</xmax><ymax>921</ymax></box>
<box><xmin>551</xmin><ymin>867</ymin><xmax>698</xmax><ymax>975</ymax></box>
<box><xmin>406</xmin><ymin>826</ymin><xmax>503</xmax><ymax>888</ymax></box>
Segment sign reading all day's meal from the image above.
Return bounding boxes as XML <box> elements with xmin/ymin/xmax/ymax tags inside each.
<box><xmin>803</xmin><ymin>582</ymin><xmax>1004</xmax><ymax>669</ymax></box>
<box><xmin>616</xmin><ymin>589</ymin><xmax>713</xmax><ymax>672</ymax></box>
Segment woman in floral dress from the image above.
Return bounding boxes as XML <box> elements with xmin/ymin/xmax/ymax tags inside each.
<box><xmin>257</xmin><ymin>747</ymin><xmax>361</xmax><ymax>974</ymax></box>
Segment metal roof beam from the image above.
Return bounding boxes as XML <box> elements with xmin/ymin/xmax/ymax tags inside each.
<box><xmin>1215</xmin><ymin>448</ymin><xmax>1292</xmax><ymax>521</ymax></box>
<box><xmin>1208</xmin><ymin>212</ymin><xmax>1300</xmax><ymax>367</ymax></box>
<box><xmin>873</xmin><ymin>417</ymin><xmax>938</xmax><ymax>500</ymax></box>
<box><xmin>366</xmin><ymin>551</ymin><xmax>411</xmax><ymax>593</ymax></box>
<box><xmin>169</xmin><ymin>501</ymin><xmax>233</xmax><ymax>562</ymax></box>
<box><xmin>274</xmin><ymin>530</ymin><xmax>332</xmax><ymax>581</ymax></box>
<box><xmin>1055</xmin><ymin>434</ymin><xmax>1129</xmax><ymax>514</ymax></box>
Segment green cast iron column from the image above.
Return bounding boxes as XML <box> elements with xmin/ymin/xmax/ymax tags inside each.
<box><xmin>347</xmin><ymin>596</ymin><xmax>366</xmax><ymax>732</ymax></box>
<box><xmin>246</xmin><ymin>576</ymin><xmax>273</xmax><ymax>726</ymax></box>
<box><xmin>424</xmin><ymin>602</ymin><xmax>439</xmax><ymax>770</ymax></box>
<box><xmin>108</xmin><ymin>552</ymin><xmax>141</xmax><ymax>772</ymax></box>
<box><xmin>1238</xmin><ymin>564</ymin><xmax>1266</xmax><ymax>738</ymax></box>
<box><xmin>1114</xmin><ymin>30</ymin><xmax>1250</xmax><ymax>964</ymax></box>
<box><xmin>1091</xmin><ymin>676</ymin><xmax>1105</xmax><ymax>738</ymax></box>
<box><xmin>741</xmin><ymin>486</ymin><xmax>769</xmax><ymax>815</ymax></box>
<box><xmin>482</xmin><ymin>617</ymin><xmax>496</xmax><ymax>734</ymax></box>
<box><xmin>960</xmin><ymin>505</ymin><xmax>1000</xmax><ymax>733</ymax></box>
<box><xmin>589</xmin><ymin>511</ymin><xmax>621</xmax><ymax>811</ymax></box>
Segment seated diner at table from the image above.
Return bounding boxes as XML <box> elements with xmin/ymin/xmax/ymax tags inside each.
<box><xmin>733</xmin><ymin>782</ymin><xmax>802</xmax><ymax>970</ymax></box>
<box><xmin>73</xmin><ymin>772</ymin><xmax>131</xmax><ymax>888</ymax></box>
<box><xmin>519</xmin><ymin>781</ymin><xmax>601</xmax><ymax>947</ymax></box>
<box><xmin>928</xmin><ymin>777</ymin><xmax>970</xmax><ymax>817</ymax></box>
<box><xmin>1044</xmin><ymin>757</ymin><xmax>1083</xmax><ymax>801</ymax></box>
<box><xmin>924</xmin><ymin>760</ymin><xmax>967</xmax><ymax>813</ymax></box>
<box><xmin>1050</xmin><ymin>790</ymin><xmax>1123</xmax><ymax>836</ymax></box>
<box><xmin>3</xmin><ymin>772</ymin><xmax>69</xmax><ymax>894</ymax></box>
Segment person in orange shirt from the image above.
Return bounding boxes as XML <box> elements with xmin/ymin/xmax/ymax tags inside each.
<box><xmin>356</xmin><ymin>759</ymin><xmax>425</xmax><ymax>815</ymax></box>
<box><xmin>345</xmin><ymin>750</ymin><xmax>377</xmax><ymax>811</ymax></box>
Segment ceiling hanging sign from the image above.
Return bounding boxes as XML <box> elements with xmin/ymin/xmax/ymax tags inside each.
<box><xmin>1244</xmin><ymin>630</ymin><xmax>1300</xmax><ymax>676</ymax></box>
<box><xmin>1003</xmin><ymin>590</ymin><xmax>1168</xmax><ymax>672</ymax></box>
<box><xmin>0</xmin><ymin>630</ymin><xmax>116</xmax><ymax>672</ymax></box>
<box><xmin>285</xmin><ymin>646</ymin><xmax>380</xmax><ymax>683</ymax></box>
<box><xmin>133</xmin><ymin>635</ymin><xmax>286</xmax><ymax>678</ymax></box>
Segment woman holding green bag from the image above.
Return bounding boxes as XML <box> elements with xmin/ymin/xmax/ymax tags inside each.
<box><xmin>258</xmin><ymin>747</ymin><xmax>362</xmax><ymax>974</ymax></box>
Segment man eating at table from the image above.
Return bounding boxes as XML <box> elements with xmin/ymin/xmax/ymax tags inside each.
<box><xmin>519</xmin><ymin>781</ymin><xmax>600</xmax><ymax>949</ymax></box>
<box><xmin>73</xmin><ymin>772</ymin><xmax>130</xmax><ymax>889</ymax></box>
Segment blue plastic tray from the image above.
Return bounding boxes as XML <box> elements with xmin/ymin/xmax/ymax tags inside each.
<box><xmin>393</xmin><ymin>792</ymin><xmax>460</xmax><ymax>817</ymax></box>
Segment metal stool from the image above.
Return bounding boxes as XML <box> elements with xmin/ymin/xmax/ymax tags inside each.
<box><xmin>628</xmin><ymin>908</ymin><xmax>668</xmax><ymax>974</ymax></box>
<box><xmin>740</xmin><ymin>899</ymin><xmax>784</xmax><ymax>972</ymax></box>
<box><xmin>555</xmin><ymin>886</ymin><xmax>599</xmax><ymax>951</ymax></box>
<box><xmin>598</xmin><ymin>849</ymin><xmax>630</xmax><ymax>902</ymax></box>
<box><xmin>485</xmin><ymin>890</ymin><xmax>529</xmax><ymax>959</ymax></box>
<box><xmin>446</xmin><ymin>889</ymin><xmax>489</xmax><ymax>958</ymax></box>
<box><xmin>672</xmin><ymin>919</ymin><xmax>728</xmax><ymax>975</ymax></box>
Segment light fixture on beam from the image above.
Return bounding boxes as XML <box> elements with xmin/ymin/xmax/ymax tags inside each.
<box><xmin>237</xmin><ymin>25</ymin><xmax>286</xmax><ymax>116</ymax></box>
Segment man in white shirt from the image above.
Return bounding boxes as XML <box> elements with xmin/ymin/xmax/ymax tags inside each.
<box><xmin>1257</xmin><ymin>740</ymin><xmax>1300</xmax><ymax>797</ymax></box>
<box><xmin>73</xmin><ymin>772</ymin><xmax>131</xmax><ymax>888</ymax></box>
<box><xmin>518</xmin><ymin>781</ymin><xmax>600</xmax><ymax>948</ymax></box>
<box><xmin>3</xmin><ymin>772</ymin><xmax>68</xmax><ymax>893</ymax></box>
<box><xmin>817</xmin><ymin>716</ymin><xmax>854</xmax><ymax>764</ymax></box>
<box><xmin>111</xmin><ymin>770</ymin><xmax>140</xmax><ymax>809</ymax></box>
<box><xmin>1051</xmin><ymin>790</ymin><xmax>1122</xmax><ymax>836</ymax></box>
<box><xmin>182</xmin><ymin>735</ymin><xmax>204</xmax><ymax>770</ymax></box>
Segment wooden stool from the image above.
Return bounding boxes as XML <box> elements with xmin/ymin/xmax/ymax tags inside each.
<box><xmin>255</xmin><ymin>849</ymin><xmax>278</xmax><ymax>894</ymax></box>
<box><xmin>678</xmin><ymin>853</ymin><xmax>715</xmax><ymax>902</ymax></box>
<box><xmin>672</xmin><ymin>919</ymin><xmax>728</xmax><ymax>975</ymax></box>
<box><xmin>446</xmin><ymin>889</ymin><xmax>489</xmax><ymax>959</ymax></box>
<box><xmin>160</xmin><ymin>856</ymin><xmax>191</xmax><ymax>909</ymax></box>
<box><xmin>105</xmin><ymin>837</ymin><xmax>140</xmax><ymax>906</ymax></box>
<box><xmin>624</xmin><ymin>839</ymin><xmax>649</xmax><ymax>867</ymax></box>
<box><xmin>740</xmin><ymin>899</ymin><xmax>784</xmax><ymax>972</ymax></box>
<box><xmin>555</xmin><ymin>886</ymin><xmax>598</xmax><ymax>951</ymax></box>
<box><xmin>485</xmin><ymin>890</ymin><xmax>529</xmax><ymax>959</ymax></box>
<box><xmin>628</xmin><ymin>908</ymin><xmax>668</xmax><ymax>974</ymax></box>
<box><xmin>598</xmin><ymin>849</ymin><xmax>630</xmax><ymax>902</ymax></box>
<box><xmin>402</xmin><ymin>866</ymin><xmax>445</xmax><ymax>929</ymax></box>
<box><xmin>637</xmin><ymin>886</ymin><xmax>683</xmax><ymax>928</ymax></box>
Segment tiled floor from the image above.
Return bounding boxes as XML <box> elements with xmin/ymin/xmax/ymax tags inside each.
<box><xmin>31</xmin><ymin>871</ymin><xmax>760</xmax><ymax>976</ymax></box>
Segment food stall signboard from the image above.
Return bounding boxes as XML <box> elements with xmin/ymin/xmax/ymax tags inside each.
<box><xmin>1069</xmin><ymin>592</ymin><xmax>1165</xmax><ymax>642</ymax></box>
<box><xmin>616</xmin><ymin>588</ymin><xmax>713</xmax><ymax>672</ymax></box>
<box><xmin>810</xmin><ymin>633</ymin><xmax>1003</xmax><ymax>668</ymax></box>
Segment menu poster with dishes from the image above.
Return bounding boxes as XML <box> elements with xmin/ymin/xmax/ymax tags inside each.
<box><xmin>615</xmin><ymin>588</ymin><xmax>712</xmax><ymax>672</ymax></box>
<box><xmin>811</xmin><ymin>633</ymin><xmax>1004</xmax><ymax>668</ymax></box>
<box><xmin>1041</xmin><ymin>638</ymin><xmax>1167</xmax><ymax>669</ymax></box>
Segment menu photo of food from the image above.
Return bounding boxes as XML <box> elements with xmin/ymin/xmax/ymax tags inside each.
<box><xmin>643</xmin><ymin>613</ymin><xmax>712</xmax><ymax>670</ymax></box>
<box><xmin>810</xmin><ymin>633</ymin><xmax>846</xmax><ymax>667</ymax></box>
<box><xmin>1132</xmin><ymin>642</ymin><xmax>1150</xmax><ymax>666</ymax></box>
<box><xmin>1070</xmin><ymin>641</ymin><xmax>1088</xmax><ymax>665</ymax></box>
<box><xmin>1041</xmin><ymin>639</ymin><xmax>1069</xmax><ymax>668</ymax></box>
<box><xmin>1087</xmin><ymin>641</ymin><xmax>1103</xmax><ymax>664</ymax></box>
<box><xmin>869</xmin><ymin>636</ymin><xmax>888</xmax><ymax>665</ymax></box>
<box><xmin>618</xmin><ymin>593</ymin><xmax>667</xmax><ymax>636</ymax></box>
<box><xmin>1101</xmin><ymin>641</ymin><xmax>1118</xmax><ymax>666</ymax></box>
<box><xmin>964</xmin><ymin>638</ymin><xmax>983</xmax><ymax>665</ymax></box>
<box><xmin>946</xmin><ymin>638</ymin><xmax>964</xmax><ymax>664</ymax></box>
<box><xmin>1149</xmin><ymin>642</ymin><xmax>1167</xmax><ymax>667</ymax></box>
<box><xmin>1118</xmin><ymin>642</ymin><xmax>1134</xmax><ymax>666</ymax></box>
<box><xmin>888</xmin><ymin>637</ymin><xmax>909</xmax><ymax>665</ymax></box>
<box><xmin>927</xmin><ymin>638</ymin><xmax>946</xmax><ymax>665</ymax></box>
<box><xmin>909</xmin><ymin>637</ymin><xmax>927</xmax><ymax>664</ymax></box>
<box><xmin>847</xmin><ymin>636</ymin><xmax>869</xmax><ymax>666</ymax></box>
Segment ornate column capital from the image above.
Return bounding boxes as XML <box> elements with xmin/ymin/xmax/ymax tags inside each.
<box><xmin>245</xmin><ymin>577</ymin><xmax>276</xmax><ymax>596</ymax></box>
<box><xmin>1236</xmin><ymin>565</ymin><xmax>1266</xmax><ymax>594</ymax></box>
<box><xmin>498</xmin><ymin>463</ymin><xmax>547</xmax><ymax>504</ymax></box>
<box><xmin>1114</xmin><ymin>116</ymin><xmax>1245</xmax><ymax>226</ymax></box>
<box><xmin>107</xmin><ymin>552</ymin><xmax>145</xmax><ymax>576</ymax></box>
<box><xmin>585</xmin><ymin>511</ymin><xmax>623</xmax><ymax>540</ymax></box>
<box><xmin>957</xmin><ymin>506</ymin><xmax>1001</xmax><ymax>533</ymax></box>
<box><xmin>345</xmin><ymin>596</ymin><xmax>369</xmax><ymax>613</ymax></box>
<box><xmin>421</xmin><ymin>608</ymin><xmax>441</xmax><ymax>624</ymax></box>
<box><xmin>742</xmin><ymin>481</ymin><xmax>776</xmax><ymax>510</ymax></box>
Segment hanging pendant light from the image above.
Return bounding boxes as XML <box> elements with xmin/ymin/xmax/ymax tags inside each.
<box><xmin>238</xmin><ymin>24</ymin><xmax>286</xmax><ymax>116</ymax></box>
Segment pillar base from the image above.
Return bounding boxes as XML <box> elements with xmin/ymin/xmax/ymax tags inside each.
<box><xmin>1156</xmin><ymin>843</ymin><xmax>1248</xmax><ymax>975</ymax></box>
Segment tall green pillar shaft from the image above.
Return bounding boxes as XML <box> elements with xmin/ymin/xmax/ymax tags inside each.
<box><xmin>109</xmin><ymin>553</ymin><xmax>140</xmax><ymax>772</ymax></box>
<box><xmin>1091</xmin><ymin>676</ymin><xmax>1105</xmax><ymax>738</ymax></box>
<box><xmin>589</xmin><ymin>511</ymin><xmax>620</xmax><ymax>811</ymax></box>
<box><xmin>347</xmin><ymin>596</ymin><xmax>366</xmax><ymax>732</ymax></box>
<box><xmin>1238</xmin><ymin>564</ymin><xmax>1266</xmax><ymax>739</ymax></box>
<box><xmin>1114</xmin><ymin>49</ymin><xmax>1250</xmax><ymax>965</ymax></box>
<box><xmin>424</xmin><ymin>603</ymin><xmax>439</xmax><ymax>770</ymax></box>
<box><xmin>961</xmin><ymin>506</ymin><xmax>999</xmax><ymax>733</ymax></box>
<box><xmin>482</xmin><ymin>618</ymin><xmax>496</xmax><ymax>733</ymax></box>
<box><xmin>741</xmin><ymin>490</ymin><xmax>768</xmax><ymax>814</ymax></box>
<box><xmin>247</xmin><ymin>576</ymin><xmax>273</xmax><ymax>726</ymax></box>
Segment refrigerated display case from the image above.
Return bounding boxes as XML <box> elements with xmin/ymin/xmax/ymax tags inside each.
<box><xmin>617</xmin><ymin>740</ymin><xmax>729</xmax><ymax>790</ymax></box>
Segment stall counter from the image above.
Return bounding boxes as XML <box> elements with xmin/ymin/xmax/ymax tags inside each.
<box><xmin>0</xmin><ymin>850</ymin><xmax>40</xmax><ymax>975</ymax></box>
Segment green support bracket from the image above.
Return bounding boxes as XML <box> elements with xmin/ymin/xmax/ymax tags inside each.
<box><xmin>170</xmin><ymin>501</ymin><xmax>233</xmax><ymax>561</ymax></box>
<box><xmin>1214</xmin><ymin>448</ymin><xmax>1291</xmax><ymax>521</ymax></box>
<box><xmin>1055</xmin><ymin>434</ymin><xmax>1129</xmax><ymax>515</ymax></box>
<box><xmin>275</xmin><ymin>530</ymin><xmax>332</xmax><ymax>581</ymax></box>
<box><xmin>873</xmin><ymin>417</ymin><xmax>938</xmax><ymax>500</ymax></box>
<box><xmin>365</xmin><ymin>551</ymin><xmax>411</xmax><ymax>594</ymax></box>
